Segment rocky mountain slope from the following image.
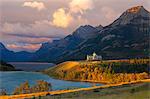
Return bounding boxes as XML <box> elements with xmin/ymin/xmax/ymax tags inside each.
<box><xmin>32</xmin><ymin>25</ymin><xmax>101</xmax><ymax>62</ymax></box>
<box><xmin>54</xmin><ymin>6</ymin><xmax>150</xmax><ymax>63</ymax></box>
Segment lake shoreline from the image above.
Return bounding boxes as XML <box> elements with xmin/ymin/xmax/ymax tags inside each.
<box><xmin>0</xmin><ymin>71</ymin><xmax>102</xmax><ymax>95</ymax></box>
<box><xmin>46</xmin><ymin>76</ymin><xmax>109</xmax><ymax>84</ymax></box>
<box><xmin>1</xmin><ymin>79</ymin><xmax>150</xmax><ymax>99</ymax></box>
<box><xmin>63</xmin><ymin>79</ymin><xmax>109</xmax><ymax>84</ymax></box>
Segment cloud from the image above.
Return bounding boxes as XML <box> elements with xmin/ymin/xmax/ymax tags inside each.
<box><xmin>23</xmin><ymin>1</ymin><xmax>46</xmax><ymax>11</ymax></box>
<box><xmin>69</xmin><ymin>0</ymin><xmax>94</xmax><ymax>14</ymax></box>
<box><xmin>101</xmin><ymin>6</ymin><xmax>118</xmax><ymax>21</ymax></box>
<box><xmin>72</xmin><ymin>15</ymin><xmax>89</xmax><ymax>27</ymax></box>
<box><xmin>0</xmin><ymin>22</ymin><xmax>14</xmax><ymax>33</ymax></box>
<box><xmin>1</xmin><ymin>23</ymin><xmax>28</xmax><ymax>34</ymax></box>
<box><xmin>51</xmin><ymin>8</ymin><xmax>73</xmax><ymax>28</ymax></box>
<box><xmin>0</xmin><ymin>21</ymin><xmax>67</xmax><ymax>51</ymax></box>
<box><xmin>10</xmin><ymin>36</ymin><xmax>51</xmax><ymax>44</ymax></box>
<box><xmin>1</xmin><ymin>21</ymin><xmax>65</xmax><ymax>39</ymax></box>
<box><xmin>6</xmin><ymin>44</ymin><xmax>41</xmax><ymax>52</ymax></box>
<box><xmin>5</xmin><ymin>33</ymin><xmax>61</xmax><ymax>39</ymax></box>
<box><xmin>51</xmin><ymin>0</ymin><xmax>94</xmax><ymax>28</ymax></box>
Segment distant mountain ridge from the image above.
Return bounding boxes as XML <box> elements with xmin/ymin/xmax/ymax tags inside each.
<box><xmin>0</xmin><ymin>6</ymin><xmax>149</xmax><ymax>63</ymax></box>
<box><xmin>32</xmin><ymin>25</ymin><xmax>101</xmax><ymax>62</ymax></box>
<box><xmin>0</xmin><ymin>43</ymin><xmax>33</xmax><ymax>62</ymax></box>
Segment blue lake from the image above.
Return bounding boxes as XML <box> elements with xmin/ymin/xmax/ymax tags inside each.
<box><xmin>0</xmin><ymin>71</ymin><xmax>103</xmax><ymax>94</ymax></box>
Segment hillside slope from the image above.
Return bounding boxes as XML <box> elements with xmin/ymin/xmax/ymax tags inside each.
<box><xmin>47</xmin><ymin>61</ymin><xmax>79</xmax><ymax>72</ymax></box>
<box><xmin>55</xmin><ymin>6</ymin><xmax>150</xmax><ymax>63</ymax></box>
<box><xmin>44</xmin><ymin>59</ymin><xmax>149</xmax><ymax>84</ymax></box>
<box><xmin>33</xmin><ymin>25</ymin><xmax>101</xmax><ymax>62</ymax></box>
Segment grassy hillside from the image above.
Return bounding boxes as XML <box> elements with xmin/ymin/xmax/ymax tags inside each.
<box><xmin>44</xmin><ymin>59</ymin><xmax>149</xmax><ymax>84</ymax></box>
<box><xmin>47</xmin><ymin>61</ymin><xmax>79</xmax><ymax>72</ymax></box>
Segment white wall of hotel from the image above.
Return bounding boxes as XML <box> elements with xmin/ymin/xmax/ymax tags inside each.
<box><xmin>87</xmin><ymin>52</ymin><xmax>102</xmax><ymax>61</ymax></box>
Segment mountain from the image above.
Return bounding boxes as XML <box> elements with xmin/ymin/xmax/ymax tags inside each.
<box><xmin>1</xmin><ymin>6</ymin><xmax>149</xmax><ymax>63</ymax></box>
<box><xmin>32</xmin><ymin>25</ymin><xmax>101</xmax><ymax>62</ymax></box>
<box><xmin>110</xmin><ymin>6</ymin><xmax>150</xmax><ymax>26</ymax></box>
<box><xmin>72</xmin><ymin>25</ymin><xmax>101</xmax><ymax>39</ymax></box>
<box><xmin>53</xmin><ymin>6</ymin><xmax>150</xmax><ymax>63</ymax></box>
<box><xmin>0</xmin><ymin>43</ymin><xmax>33</xmax><ymax>62</ymax></box>
<box><xmin>0</xmin><ymin>43</ymin><xmax>15</xmax><ymax>61</ymax></box>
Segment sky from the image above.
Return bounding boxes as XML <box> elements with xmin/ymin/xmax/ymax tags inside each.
<box><xmin>0</xmin><ymin>0</ymin><xmax>150</xmax><ymax>52</ymax></box>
